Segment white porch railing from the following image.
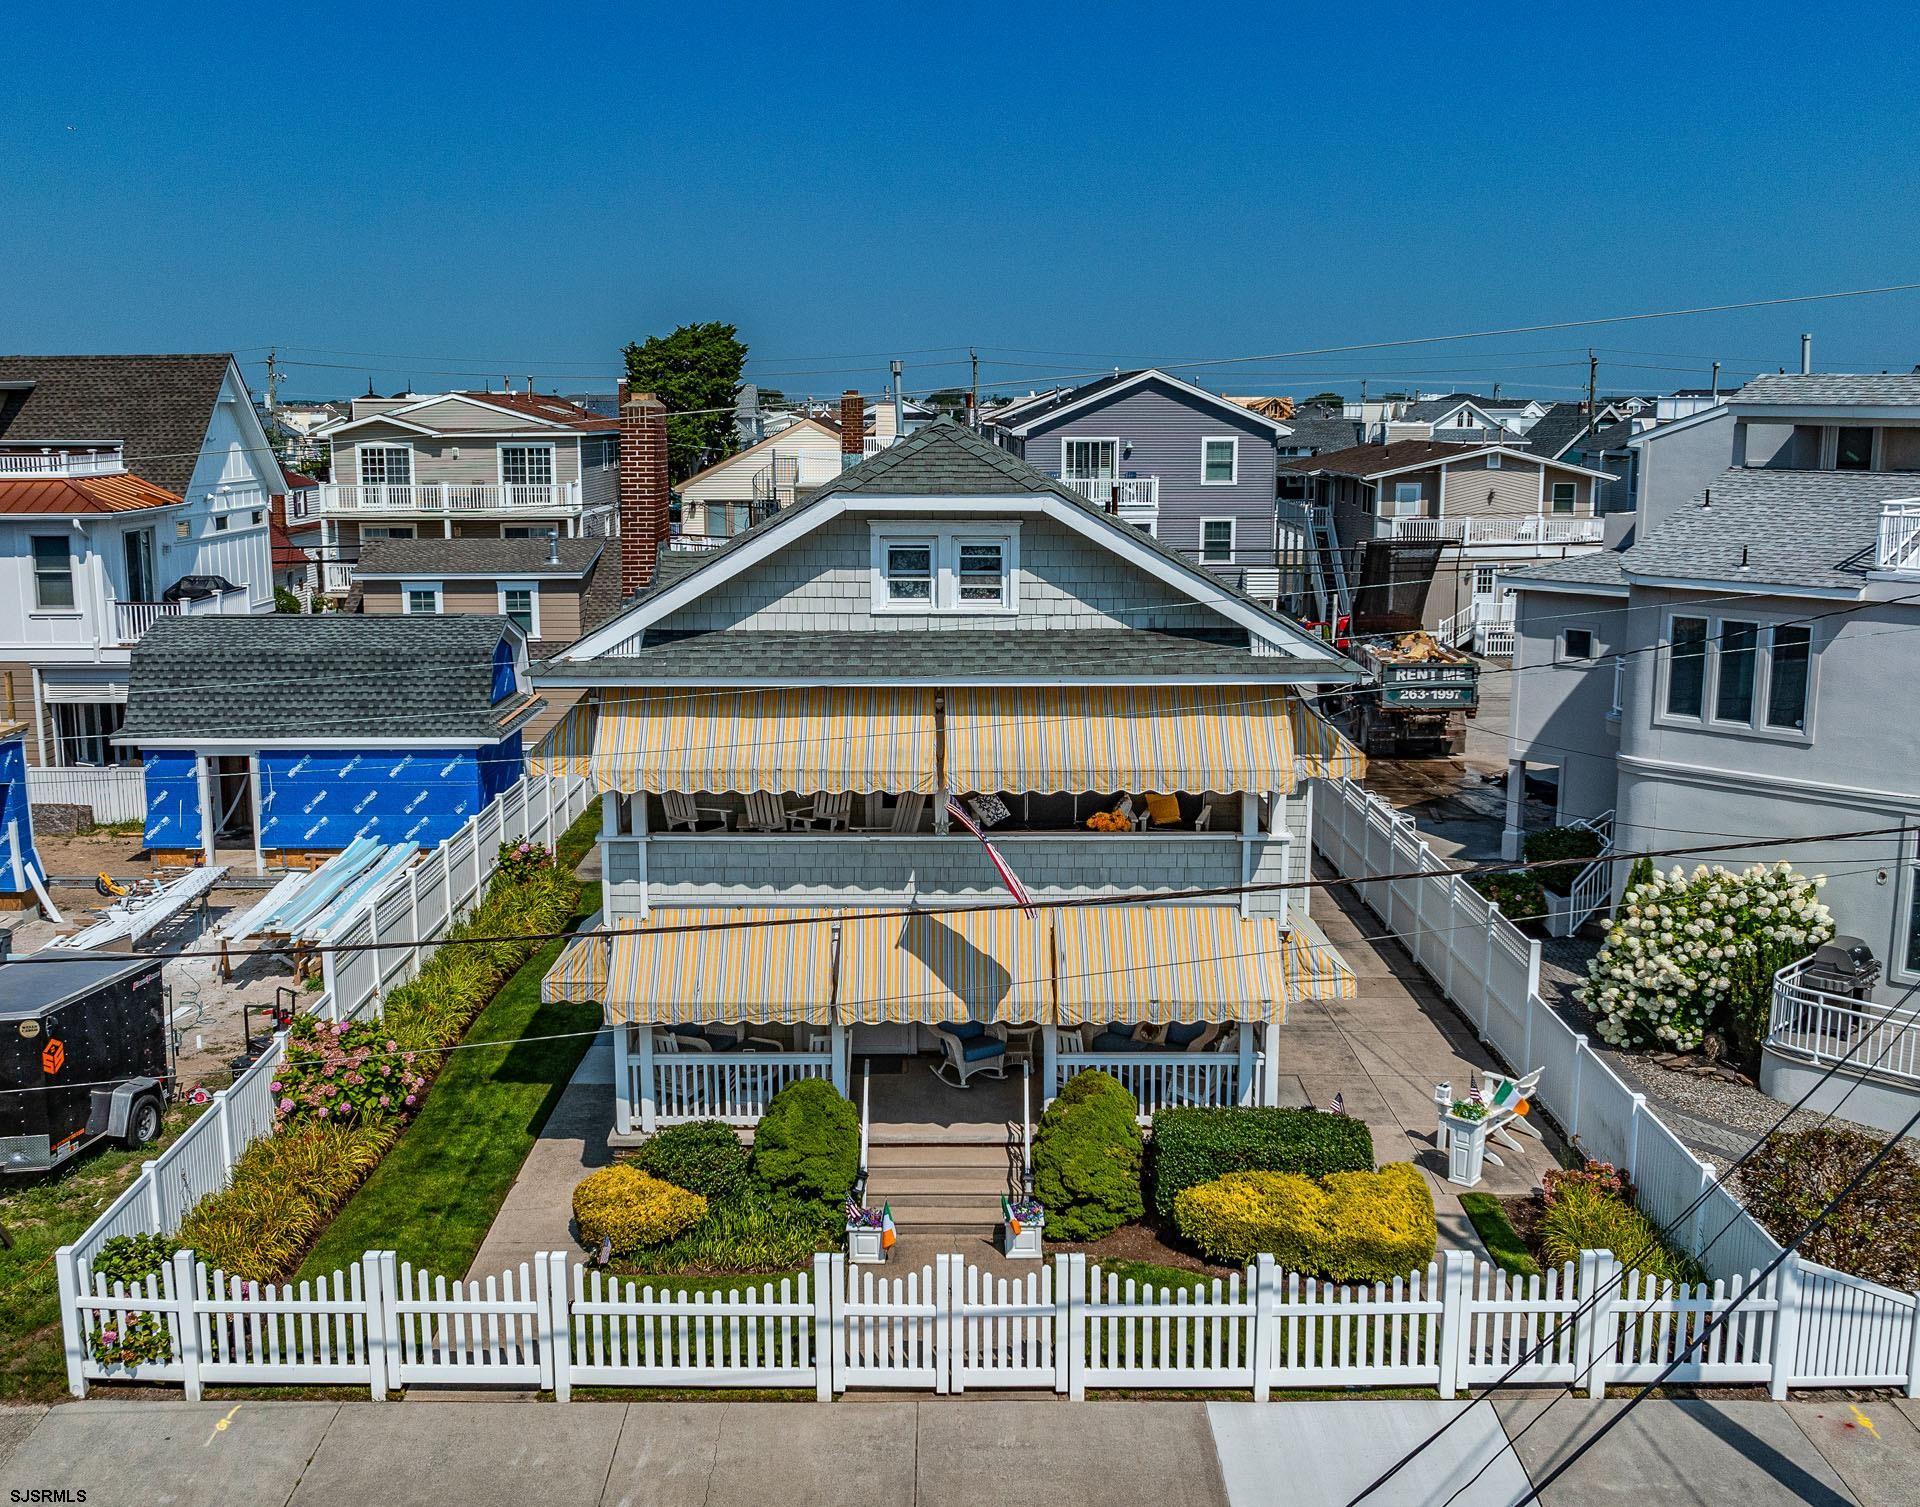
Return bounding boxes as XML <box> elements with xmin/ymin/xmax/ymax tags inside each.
<box><xmin>1059</xmin><ymin>475</ymin><xmax>1161</xmax><ymax>520</ymax></box>
<box><xmin>1055</xmin><ymin>1049</ymin><xmax>1243</xmax><ymax>1119</ymax></box>
<box><xmin>1557</xmin><ymin>809</ymin><xmax>1616</xmax><ymax>935</ymax></box>
<box><xmin>1386</xmin><ymin>515</ymin><xmax>1605</xmax><ymax>547</ymax></box>
<box><xmin>0</xmin><ymin>449</ymin><xmax>125</xmax><ymax>477</ymax></box>
<box><xmin>634</xmin><ymin>1044</ymin><xmax>836</xmax><ymax>1129</ymax></box>
<box><xmin>1875</xmin><ymin>499</ymin><xmax>1920</xmax><ymax>573</ymax></box>
<box><xmin>306</xmin><ymin>481</ymin><xmax>583</xmax><ymax>515</ymax></box>
<box><xmin>1766</xmin><ymin>958</ymin><xmax>1920</xmax><ymax>1086</ymax></box>
<box><xmin>322</xmin><ymin>560</ymin><xmax>355</xmax><ymax>593</ymax></box>
<box><xmin>113</xmin><ymin>589</ymin><xmax>251</xmax><ymax>644</ymax></box>
<box><xmin>666</xmin><ymin>532</ymin><xmax>731</xmax><ymax>551</ymax></box>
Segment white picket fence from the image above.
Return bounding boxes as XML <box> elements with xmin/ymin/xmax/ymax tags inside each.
<box><xmin>1311</xmin><ymin>776</ymin><xmax>1920</xmax><ymax>1389</ymax></box>
<box><xmin>62</xmin><ymin>1246</ymin><xmax>1914</xmax><ymax>1401</ymax></box>
<box><xmin>27</xmin><ymin>764</ymin><xmax>147</xmax><ymax>824</ymax></box>
<box><xmin>62</xmin><ymin>769</ymin><xmax>594</xmax><ymax>1271</ymax></box>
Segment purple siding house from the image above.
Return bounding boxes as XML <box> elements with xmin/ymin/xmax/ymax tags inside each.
<box><xmin>985</xmin><ymin>369</ymin><xmax>1298</xmax><ymax>590</ymax></box>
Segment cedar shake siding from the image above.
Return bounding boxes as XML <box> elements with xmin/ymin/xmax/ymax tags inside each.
<box><xmin>1008</xmin><ymin>377</ymin><xmax>1280</xmax><ymax>559</ymax></box>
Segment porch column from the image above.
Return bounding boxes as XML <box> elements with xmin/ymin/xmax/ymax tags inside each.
<box><xmin>442</xmin><ymin>518</ymin><xmax>452</xmax><ymax>539</ymax></box>
<box><xmin>195</xmin><ymin>755</ymin><xmax>216</xmax><ymax>866</ymax></box>
<box><xmin>1239</xmin><ymin>793</ymin><xmax>1260</xmax><ymax>919</ymax></box>
<box><xmin>1261</xmin><ymin>1021</ymin><xmax>1283</xmax><ymax>1107</ymax></box>
<box><xmin>632</xmin><ymin>1023</ymin><xmax>656</xmax><ymax>1134</ymax></box>
<box><xmin>612</xmin><ymin>1024</ymin><xmax>634</xmax><ymax>1135</ymax></box>
<box><xmin>1501</xmin><ymin>758</ymin><xmax>1526</xmax><ymax>861</ymax></box>
<box><xmin>1237</xmin><ymin>1022</ymin><xmax>1257</xmax><ymax>1105</ymax></box>
<box><xmin>1041</xmin><ymin>1026</ymin><xmax>1059</xmax><ymax>1106</ymax></box>
<box><xmin>247</xmin><ymin>755</ymin><xmax>264</xmax><ymax>875</ymax></box>
<box><xmin>1270</xmin><ymin>789</ymin><xmax>1290</xmax><ymax>925</ymax></box>
<box><xmin>829</xmin><ymin>1023</ymin><xmax>849</xmax><ymax>1096</ymax></box>
<box><xmin>631</xmin><ymin>793</ymin><xmax>649</xmax><ymax>918</ymax></box>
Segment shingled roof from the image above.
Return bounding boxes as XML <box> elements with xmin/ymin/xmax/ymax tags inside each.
<box><xmin>121</xmin><ymin>614</ymin><xmax>538</xmax><ymax>745</ymax></box>
<box><xmin>0</xmin><ymin>354</ymin><xmax>233</xmax><ymax>496</ymax></box>
<box><xmin>1733</xmin><ymin>373</ymin><xmax>1920</xmax><ymax>407</ymax></box>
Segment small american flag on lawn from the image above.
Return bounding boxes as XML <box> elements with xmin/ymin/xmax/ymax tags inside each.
<box><xmin>947</xmin><ymin>798</ymin><xmax>1039</xmax><ymax>918</ymax></box>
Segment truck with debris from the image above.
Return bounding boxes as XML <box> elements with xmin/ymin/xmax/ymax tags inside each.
<box><xmin>1339</xmin><ymin>632</ymin><xmax>1480</xmax><ymax>757</ymax></box>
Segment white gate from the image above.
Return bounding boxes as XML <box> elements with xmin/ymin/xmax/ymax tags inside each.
<box><xmin>947</xmin><ymin>1257</ymin><xmax>1066</xmax><ymax>1393</ymax></box>
<box><xmin>378</xmin><ymin>1254</ymin><xmax>549</xmax><ymax>1388</ymax></box>
<box><xmin>831</xmin><ymin>1255</ymin><xmax>943</xmax><ymax>1391</ymax></box>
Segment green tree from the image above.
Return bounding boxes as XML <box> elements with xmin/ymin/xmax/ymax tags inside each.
<box><xmin>623</xmin><ymin>322</ymin><xmax>750</xmax><ymax>482</ymax></box>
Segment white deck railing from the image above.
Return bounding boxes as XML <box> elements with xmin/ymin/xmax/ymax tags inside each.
<box><xmin>0</xmin><ymin>449</ymin><xmax>125</xmax><ymax>477</ymax></box>
<box><xmin>1766</xmin><ymin>958</ymin><xmax>1920</xmax><ymax>1086</ymax></box>
<box><xmin>1055</xmin><ymin>1049</ymin><xmax>1243</xmax><ymax>1119</ymax></box>
<box><xmin>639</xmin><ymin>1047</ymin><xmax>836</xmax><ymax>1127</ymax></box>
<box><xmin>1875</xmin><ymin>499</ymin><xmax>1920</xmax><ymax>573</ymax></box>
<box><xmin>1060</xmin><ymin>475</ymin><xmax>1160</xmax><ymax>518</ymax></box>
<box><xmin>306</xmin><ymin>481</ymin><xmax>583</xmax><ymax>514</ymax></box>
<box><xmin>1385</xmin><ymin>515</ymin><xmax>1605</xmax><ymax>546</ymax></box>
<box><xmin>113</xmin><ymin>589</ymin><xmax>250</xmax><ymax>644</ymax></box>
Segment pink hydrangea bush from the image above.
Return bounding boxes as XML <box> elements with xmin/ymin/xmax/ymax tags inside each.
<box><xmin>273</xmin><ymin>1015</ymin><xmax>426</xmax><ymax>1128</ymax></box>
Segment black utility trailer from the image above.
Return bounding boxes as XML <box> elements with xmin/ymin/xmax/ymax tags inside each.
<box><xmin>0</xmin><ymin>950</ymin><xmax>170</xmax><ymax>1175</ymax></box>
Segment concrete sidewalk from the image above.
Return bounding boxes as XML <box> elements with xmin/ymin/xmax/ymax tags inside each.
<box><xmin>5</xmin><ymin>1394</ymin><xmax>1916</xmax><ymax>1507</ymax></box>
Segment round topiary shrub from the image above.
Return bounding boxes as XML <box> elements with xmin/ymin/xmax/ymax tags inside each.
<box><xmin>633</xmin><ymin>1119</ymin><xmax>751</xmax><ymax>1202</ymax></box>
<box><xmin>1031</xmin><ymin>1069</ymin><xmax>1144</xmax><ymax>1240</ymax></box>
<box><xmin>750</xmin><ymin>1079</ymin><xmax>860</xmax><ymax>1210</ymax></box>
<box><xmin>572</xmin><ymin>1165</ymin><xmax>707</xmax><ymax>1255</ymax></box>
<box><xmin>1172</xmin><ymin>1163</ymin><xmax>1436</xmax><ymax>1279</ymax></box>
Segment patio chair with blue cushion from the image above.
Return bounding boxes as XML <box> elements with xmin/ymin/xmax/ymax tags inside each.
<box><xmin>930</xmin><ymin>1021</ymin><xmax>1009</xmax><ymax>1087</ymax></box>
<box><xmin>1089</xmin><ymin>1021</ymin><xmax>1147</xmax><ymax>1052</ymax></box>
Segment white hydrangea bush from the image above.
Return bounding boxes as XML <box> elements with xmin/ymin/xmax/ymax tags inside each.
<box><xmin>1577</xmin><ymin>861</ymin><xmax>1833</xmax><ymax>1050</ymax></box>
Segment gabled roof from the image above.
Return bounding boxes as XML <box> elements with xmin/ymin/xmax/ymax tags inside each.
<box><xmin>0</xmin><ymin>472</ymin><xmax>182</xmax><ymax>516</ymax></box>
<box><xmin>121</xmin><ymin>614</ymin><xmax>539</xmax><ymax>746</ymax></box>
<box><xmin>449</xmin><ymin>390</ymin><xmax>616</xmax><ymax>431</ymax></box>
<box><xmin>353</xmin><ymin>537</ymin><xmax>604</xmax><ymax>579</ymax></box>
<box><xmin>996</xmin><ymin>368</ymin><xmax>1295</xmax><ymax>438</ymax></box>
<box><xmin>0</xmin><ymin>353</ymin><xmax>234</xmax><ymax>495</ymax></box>
<box><xmin>318</xmin><ymin>390</ymin><xmax>614</xmax><ymax>438</ymax></box>
<box><xmin>560</xmin><ymin>417</ymin><xmax>1354</xmax><ymax>674</ymax></box>
<box><xmin>677</xmin><ymin>417</ymin><xmax>841</xmax><ymax>490</ymax></box>
<box><xmin>1521</xmin><ymin>402</ymin><xmax>1601</xmax><ymax>459</ymax></box>
<box><xmin>1276</xmin><ymin>417</ymin><xmax>1365</xmax><ymax>453</ymax></box>
<box><xmin>1400</xmin><ymin>395</ymin><xmax>1507</xmax><ymax>426</ymax></box>
<box><xmin>1732</xmin><ymin>373</ymin><xmax>1920</xmax><ymax>407</ymax></box>
<box><xmin>1279</xmin><ymin>438</ymin><xmax>1612</xmax><ymax>482</ymax></box>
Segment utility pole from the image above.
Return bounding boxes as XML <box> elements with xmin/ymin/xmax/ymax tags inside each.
<box><xmin>1586</xmin><ymin>349</ymin><xmax>1599</xmax><ymax>437</ymax></box>
<box><xmin>265</xmin><ymin>348</ymin><xmax>282</xmax><ymax>412</ymax></box>
<box><xmin>969</xmin><ymin>347</ymin><xmax>979</xmax><ymax>426</ymax></box>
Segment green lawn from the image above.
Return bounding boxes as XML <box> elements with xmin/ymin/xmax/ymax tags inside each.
<box><xmin>1459</xmin><ymin>1192</ymin><xmax>1541</xmax><ymax>1278</ymax></box>
<box><xmin>0</xmin><ymin>1096</ymin><xmax>212</xmax><ymax>1402</ymax></box>
<box><xmin>298</xmin><ymin>879</ymin><xmax>602</xmax><ymax>1281</ymax></box>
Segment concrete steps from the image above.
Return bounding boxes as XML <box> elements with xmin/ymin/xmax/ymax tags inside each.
<box><xmin>864</xmin><ymin>1141</ymin><xmax>1017</xmax><ymax>1239</ymax></box>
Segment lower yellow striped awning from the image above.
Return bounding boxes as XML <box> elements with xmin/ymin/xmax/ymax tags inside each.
<box><xmin>525</xmin><ymin>696</ymin><xmax>597</xmax><ymax>779</ymax></box>
<box><xmin>542</xmin><ymin>908</ymin><xmax>839</xmax><ymax>1025</ymax></box>
<box><xmin>590</xmin><ymin>687</ymin><xmax>937</xmax><ymax>795</ymax></box>
<box><xmin>943</xmin><ymin>686</ymin><xmax>1364</xmax><ymax>795</ymax></box>
<box><xmin>1054</xmin><ymin>905</ymin><xmax>1357</xmax><ymax>1024</ymax></box>
<box><xmin>836</xmin><ymin>908</ymin><xmax>1053</xmax><ymax>1025</ymax></box>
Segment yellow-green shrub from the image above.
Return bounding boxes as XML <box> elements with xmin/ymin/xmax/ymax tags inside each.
<box><xmin>1172</xmin><ymin>1162</ymin><xmax>1436</xmax><ymax>1280</ymax></box>
<box><xmin>571</xmin><ymin>1166</ymin><xmax>707</xmax><ymax>1255</ymax></box>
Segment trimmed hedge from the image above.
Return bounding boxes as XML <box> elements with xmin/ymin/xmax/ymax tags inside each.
<box><xmin>750</xmin><ymin>1080</ymin><xmax>860</xmax><ymax>1211</ymax></box>
<box><xmin>632</xmin><ymin>1120</ymin><xmax>751</xmax><ymax>1203</ymax></box>
<box><xmin>1522</xmin><ymin>826</ymin><xmax>1604</xmax><ymax>895</ymax></box>
<box><xmin>1031</xmin><ymin>1070</ymin><xmax>1144</xmax><ymax>1241</ymax></box>
<box><xmin>1149</xmin><ymin>1106</ymin><xmax>1373</xmax><ymax>1219</ymax></box>
<box><xmin>628</xmin><ymin>1186</ymin><xmax>837</xmax><ymax>1275</ymax></box>
<box><xmin>573</xmin><ymin>1166</ymin><xmax>707</xmax><ymax>1255</ymax></box>
<box><xmin>1172</xmin><ymin>1164</ymin><xmax>1437</xmax><ymax>1279</ymax></box>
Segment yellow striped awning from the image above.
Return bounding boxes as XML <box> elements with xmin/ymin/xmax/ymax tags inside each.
<box><xmin>543</xmin><ymin>908</ymin><xmax>839</xmax><ymax>1025</ymax></box>
<box><xmin>542</xmin><ymin>929</ymin><xmax>610</xmax><ymax>1002</ymax></box>
<box><xmin>943</xmin><ymin>686</ymin><xmax>1365</xmax><ymax>796</ymax></box>
<box><xmin>1053</xmin><ymin>905</ymin><xmax>1356</xmax><ymax>1024</ymax></box>
<box><xmin>836</xmin><ymin>908</ymin><xmax>1054</xmax><ymax>1024</ymax></box>
<box><xmin>590</xmin><ymin>687</ymin><xmax>937</xmax><ymax>795</ymax></box>
<box><xmin>525</xmin><ymin>696</ymin><xmax>598</xmax><ymax>779</ymax></box>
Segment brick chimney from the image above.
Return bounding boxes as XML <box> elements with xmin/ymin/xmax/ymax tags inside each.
<box><xmin>840</xmin><ymin>388</ymin><xmax>864</xmax><ymax>471</ymax></box>
<box><xmin>618</xmin><ymin>383</ymin><xmax>670</xmax><ymax>594</ymax></box>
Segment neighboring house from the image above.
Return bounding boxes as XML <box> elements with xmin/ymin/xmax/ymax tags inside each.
<box><xmin>1279</xmin><ymin>439</ymin><xmax>1611</xmax><ymax>633</ymax></box>
<box><xmin>676</xmin><ymin>417</ymin><xmax>844</xmax><ymax>539</ymax></box>
<box><xmin>309</xmin><ymin>389</ymin><xmax>620</xmax><ymax>596</ymax></box>
<box><xmin>532</xmin><ymin>407</ymin><xmax>1365</xmax><ymax>1137</ymax></box>
<box><xmin>118</xmin><ymin>614</ymin><xmax>540</xmax><ymax>869</ymax></box>
<box><xmin>352</xmin><ymin>536</ymin><xmax>621</xmax><ymax>658</ymax></box>
<box><xmin>1380</xmin><ymin>394</ymin><xmax>1532</xmax><ymax>445</ymax></box>
<box><xmin>1502</xmin><ymin>372</ymin><xmax>1920</xmax><ymax>1134</ymax></box>
<box><xmin>982</xmin><ymin>367</ymin><xmax>1297</xmax><ymax>594</ymax></box>
<box><xmin>271</xmin><ymin>468</ymin><xmax>326</xmax><ymax>594</ymax></box>
<box><xmin>0</xmin><ymin>353</ymin><xmax>282</xmax><ymax>767</ymax></box>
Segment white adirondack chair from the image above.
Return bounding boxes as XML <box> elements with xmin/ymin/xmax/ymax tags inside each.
<box><xmin>888</xmin><ymin>792</ymin><xmax>928</xmax><ymax>833</ymax></box>
<box><xmin>789</xmin><ymin>792</ymin><xmax>852</xmax><ymax>831</ymax></box>
<box><xmin>1478</xmin><ymin>1067</ymin><xmax>1544</xmax><ymax>1165</ymax></box>
<box><xmin>662</xmin><ymin>790</ymin><xmax>730</xmax><ymax>832</ymax></box>
<box><xmin>739</xmin><ymin>792</ymin><xmax>791</xmax><ymax>832</ymax></box>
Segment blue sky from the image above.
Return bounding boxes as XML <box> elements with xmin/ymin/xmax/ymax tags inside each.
<box><xmin>5</xmin><ymin>2</ymin><xmax>1919</xmax><ymax>406</ymax></box>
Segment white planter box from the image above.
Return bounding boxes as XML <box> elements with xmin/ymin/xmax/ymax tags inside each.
<box><xmin>1445</xmin><ymin>1113</ymin><xmax>1490</xmax><ymax>1186</ymax></box>
<box><xmin>846</xmin><ymin>1223</ymin><xmax>884</xmax><ymax>1265</ymax></box>
<box><xmin>1000</xmin><ymin>1217</ymin><xmax>1044</xmax><ymax>1260</ymax></box>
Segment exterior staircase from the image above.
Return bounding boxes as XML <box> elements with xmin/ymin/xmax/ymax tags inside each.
<box><xmin>862</xmin><ymin>1140</ymin><xmax>1021</xmax><ymax>1241</ymax></box>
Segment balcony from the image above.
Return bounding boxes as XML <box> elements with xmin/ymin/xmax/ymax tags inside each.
<box><xmin>0</xmin><ymin>448</ymin><xmax>125</xmax><ymax>478</ymax></box>
<box><xmin>1381</xmin><ymin>515</ymin><xmax>1605</xmax><ymax>547</ymax></box>
<box><xmin>300</xmin><ymin>480</ymin><xmax>584</xmax><ymax>517</ymax></box>
<box><xmin>113</xmin><ymin>587</ymin><xmax>250</xmax><ymax>644</ymax></box>
<box><xmin>1060</xmin><ymin>475</ymin><xmax>1161</xmax><ymax>523</ymax></box>
<box><xmin>1875</xmin><ymin>500</ymin><xmax>1920</xmax><ymax>573</ymax></box>
<box><xmin>1768</xmin><ymin>956</ymin><xmax>1920</xmax><ymax>1086</ymax></box>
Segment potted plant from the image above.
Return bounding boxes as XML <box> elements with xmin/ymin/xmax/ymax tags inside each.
<box><xmin>844</xmin><ymin>1200</ymin><xmax>886</xmax><ymax>1264</ymax></box>
<box><xmin>1001</xmin><ymin>1194</ymin><xmax>1045</xmax><ymax>1258</ymax></box>
<box><xmin>1444</xmin><ymin>1099</ymin><xmax>1490</xmax><ymax>1187</ymax></box>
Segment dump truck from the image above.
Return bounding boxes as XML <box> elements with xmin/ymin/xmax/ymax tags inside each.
<box><xmin>1341</xmin><ymin>632</ymin><xmax>1480</xmax><ymax>757</ymax></box>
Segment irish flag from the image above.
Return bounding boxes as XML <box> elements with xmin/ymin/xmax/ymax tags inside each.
<box><xmin>880</xmin><ymin>1203</ymin><xmax>897</xmax><ymax>1251</ymax></box>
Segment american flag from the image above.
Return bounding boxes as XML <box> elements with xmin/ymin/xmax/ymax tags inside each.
<box><xmin>947</xmin><ymin>798</ymin><xmax>1039</xmax><ymax>918</ymax></box>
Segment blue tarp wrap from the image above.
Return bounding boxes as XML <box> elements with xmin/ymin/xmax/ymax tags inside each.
<box><xmin>143</xmin><ymin>750</ymin><xmax>203</xmax><ymax>852</ymax></box>
<box><xmin>255</xmin><ymin>738</ymin><xmax>524</xmax><ymax>852</ymax></box>
<box><xmin>0</xmin><ymin>733</ymin><xmax>45</xmax><ymax>893</ymax></box>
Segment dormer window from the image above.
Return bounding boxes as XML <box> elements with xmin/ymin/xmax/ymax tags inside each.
<box><xmin>872</xmin><ymin>524</ymin><xmax>1019</xmax><ymax>614</ymax></box>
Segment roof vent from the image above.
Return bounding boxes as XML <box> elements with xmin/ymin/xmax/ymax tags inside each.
<box><xmin>1739</xmin><ymin>546</ymin><xmax>1750</xmax><ymax>571</ymax></box>
<box><xmin>1700</xmin><ymin>489</ymin><xmax>1711</xmax><ymax>510</ymax></box>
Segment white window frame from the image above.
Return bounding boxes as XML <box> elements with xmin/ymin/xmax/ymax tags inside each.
<box><xmin>361</xmin><ymin>524</ymin><xmax>417</xmax><ymax>541</ymax></box>
<box><xmin>1390</xmin><ymin>481</ymin><xmax>1425</xmax><ymax>518</ymax></box>
<box><xmin>357</xmin><ymin>443</ymin><xmax>413</xmax><ymax>487</ymax></box>
<box><xmin>498</xmin><ymin>580</ymin><xmax>540</xmax><ymax>637</ymax></box>
<box><xmin>1486</xmin><ymin>451</ymin><xmax>1503</xmax><ymax>470</ymax></box>
<box><xmin>1654</xmin><ymin>609</ymin><xmax>1816</xmax><ymax>743</ymax></box>
<box><xmin>1200</xmin><ymin>436</ymin><xmax>1240</xmax><ymax>486</ymax></box>
<box><xmin>1559</xmin><ymin>627</ymin><xmax>1596</xmax><ymax>662</ymax></box>
<box><xmin>498</xmin><ymin>442</ymin><xmax>556</xmax><ymax>488</ymax></box>
<box><xmin>1898</xmin><ymin>829</ymin><xmax>1920</xmax><ymax>984</ymax></box>
<box><xmin>869</xmin><ymin>523</ymin><xmax>1020</xmax><ymax>615</ymax></box>
<box><xmin>1060</xmin><ymin>437</ymin><xmax>1119</xmax><ymax>481</ymax></box>
<box><xmin>1199</xmin><ymin>517</ymin><xmax>1236</xmax><ymax>563</ymax></box>
<box><xmin>29</xmin><ymin>534</ymin><xmax>76</xmax><ymax>612</ymax></box>
<box><xmin>401</xmin><ymin>581</ymin><xmax>443</xmax><ymax>615</ymax></box>
<box><xmin>1550</xmin><ymin>481</ymin><xmax>1578</xmax><ymax>515</ymax></box>
<box><xmin>1472</xmin><ymin>565</ymin><xmax>1499</xmax><ymax>600</ymax></box>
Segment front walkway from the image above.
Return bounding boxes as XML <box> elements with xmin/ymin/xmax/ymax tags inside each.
<box><xmin>7</xmin><ymin>1396</ymin><xmax>1912</xmax><ymax>1506</ymax></box>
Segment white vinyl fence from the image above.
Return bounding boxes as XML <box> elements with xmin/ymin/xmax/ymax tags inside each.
<box><xmin>27</xmin><ymin>764</ymin><xmax>147</xmax><ymax>825</ymax></box>
<box><xmin>62</xmin><ymin>1246</ymin><xmax>1916</xmax><ymax>1401</ymax></box>
<box><xmin>62</xmin><ymin>770</ymin><xmax>594</xmax><ymax>1272</ymax></box>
